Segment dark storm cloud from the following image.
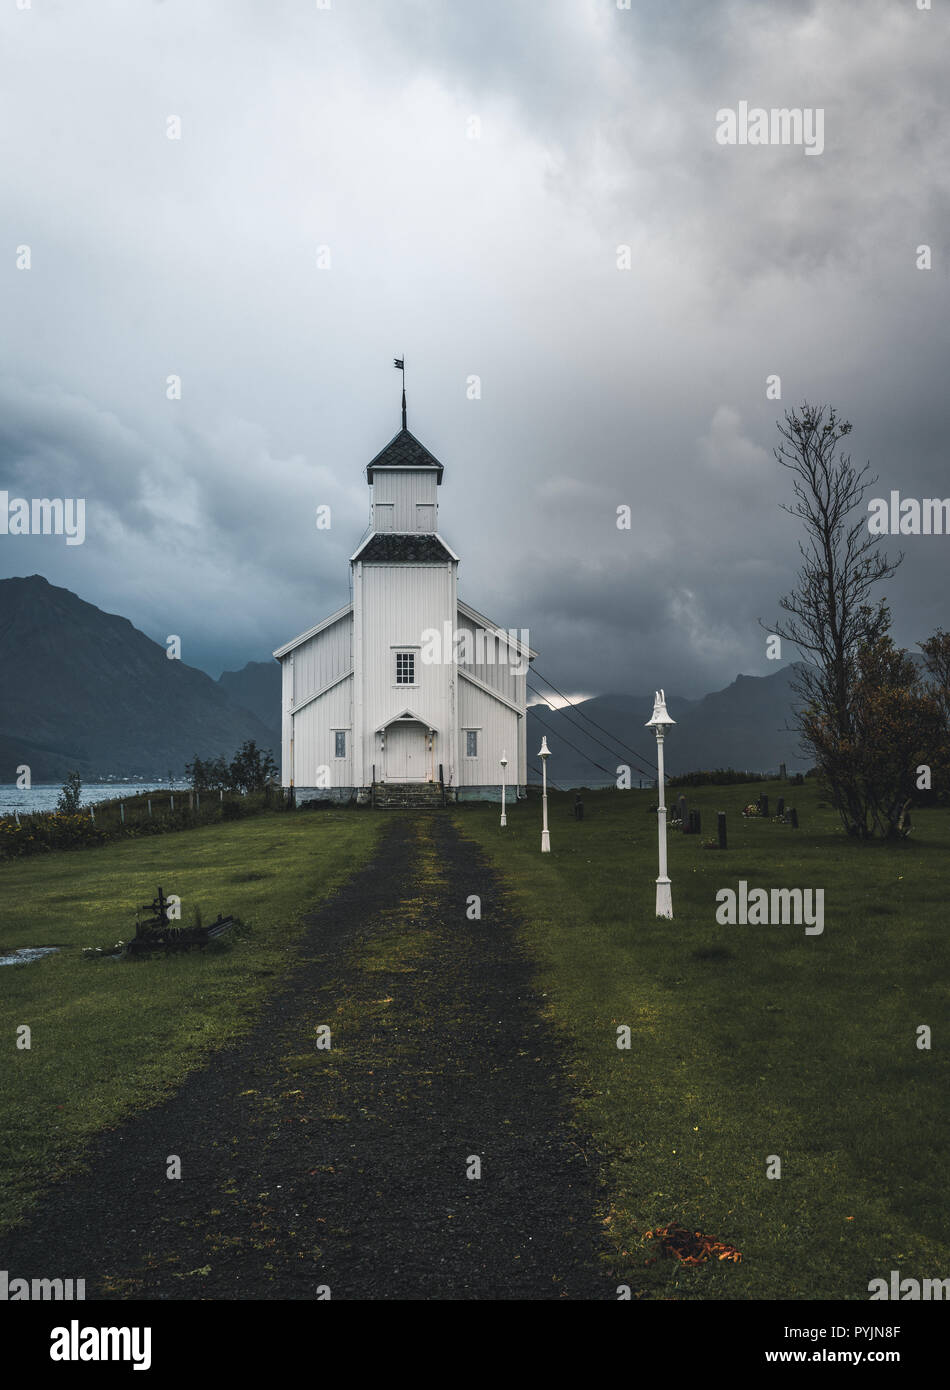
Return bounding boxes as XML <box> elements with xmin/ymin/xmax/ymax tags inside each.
<box><xmin>0</xmin><ymin>0</ymin><xmax>946</xmax><ymax>692</ymax></box>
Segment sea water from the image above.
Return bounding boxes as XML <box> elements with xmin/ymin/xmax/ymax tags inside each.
<box><xmin>0</xmin><ymin>783</ymin><xmax>191</xmax><ymax>816</ymax></box>
<box><xmin>0</xmin><ymin>946</ymin><xmax>60</xmax><ymax>967</ymax></box>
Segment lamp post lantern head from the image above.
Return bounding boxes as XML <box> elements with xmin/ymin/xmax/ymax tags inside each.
<box><xmin>646</xmin><ymin>689</ymin><xmax>675</xmax><ymax>728</ymax></box>
<box><xmin>500</xmin><ymin>753</ymin><xmax>508</xmax><ymax>769</ymax></box>
<box><xmin>538</xmin><ymin>736</ymin><xmax>551</xmax><ymax>760</ymax></box>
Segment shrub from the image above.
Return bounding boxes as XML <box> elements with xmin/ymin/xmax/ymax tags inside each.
<box><xmin>56</xmin><ymin>771</ymin><xmax>83</xmax><ymax>814</ymax></box>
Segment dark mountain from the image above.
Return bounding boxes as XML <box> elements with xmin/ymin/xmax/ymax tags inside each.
<box><xmin>526</xmin><ymin>665</ymin><xmax>808</xmax><ymax>786</ymax></box>
<box><xmin>0</xmin><ymin>576</ymin><xmax>280</xmax><ymax>781</ymax></box>
<box><xmin>217</xmin><ymin>660</ymin><xmax>281</xmax><ymax>735</ymax></box>
<box><xmin>0</xmin><ymin>575</ymin><xmax>811</xmax><ymax>786</ymax></box>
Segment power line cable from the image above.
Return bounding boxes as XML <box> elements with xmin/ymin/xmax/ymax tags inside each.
<box><xmin>530</xmin><ymin>664</ymin><xmax>659</xmax><ymax>773</ymax></box>
<box><xmin>527</xmin><ymin>680</ymin><xmax>656</xmax><ymax>783</ymax></box>
<box><xmin>531</xmin><ymin>665</ymin><xmax>659</xmax><ymax>769</ymax></box>
<box><xmin>527</xmin><ymin>701</ymin><xmax>623</xmax><ymax>785</ymax></box>
<box><xmin>528</xmin><ymin>759</ymin><xmax>566</xmax><ymax>792</ymax></box>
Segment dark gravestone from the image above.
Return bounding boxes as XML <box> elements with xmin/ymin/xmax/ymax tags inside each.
<box><xmin>789</xmin><ymin>807</ymin><xmax>799</xmax><ymax>829</ymax></box>
<box><xmin>776</xmin><ymin>797</ymin><xmax>785</xmax><ymax>817</ymax></box>
<box><xmin>574</xmin><ymin>795</ymin><xmax>584</xmax><ymax>821</ymax></box>
<box><xmin>717</xmin><ymin>812</ymin><xmax>727</xmax><ymax>850</ymax></box>
<box><xmin>760</xmin><ymin>794</ymin><xmax>769</xmax><ymax>818</ymax></box>
<box><xmin>678</xmin><ymin>795</ymin><xmax>688</xmax><ymax>832</ymax></box>
<box><xmin>689</xmin><ymin>809</ymin><xmax>701</xmax><ymax>835</ymax></box>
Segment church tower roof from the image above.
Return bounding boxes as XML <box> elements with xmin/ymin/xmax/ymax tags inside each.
<box><xmin>352</xmin><ymin>532</ymin><xmax>456</xmax><ymax>563</ymax></box>
<box><xmin>365</xmin><ymin>428</ymin><xmax>445</xmax><ymax>484</ymax></box>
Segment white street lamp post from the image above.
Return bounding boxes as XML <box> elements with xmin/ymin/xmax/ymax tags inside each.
<box><xmin>646</xmin><ymin>690</ymin><xmax>675</xmax><ymax>918</ymax></box>
<box><xmin>500</xmin><ymin>751</ymin><xmax>508</xmax><ymax>827</ymax></box>
<box><xmin>538</xmin><ymin>737</ymin><xmax>551</xmax><ymax>852</ymax></box>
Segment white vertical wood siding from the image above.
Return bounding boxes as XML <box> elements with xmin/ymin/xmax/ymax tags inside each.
<box><xmin>278</xmin><ymin>613</ymin><xmax>353</xmax><ymax>787</ymax></box>
<box><xmin>291</xmin><ymin>676</ymin><xmax>353</xmax><ymax>786</ymax></box>
<box><xmin>370</xmin><ymin>471</ymin><xmax>438</xmax><ymax>531</ymax></box>
<box><xmin>291</xmin><ymin>615</ymin><xmax>352</xmax><ymax>705</ymax></box>
<box><xmin>454</xmin><ymin>615</ymin><xmax>525</xmax><ymax>704</ymax></box>
<box><xmin>360</xmin><ymin>561</ymin><xmax>455</xmax><ymax>781</ymax></box>
<box><xmin>281</xmin><ymin>656</ymin><xmax>293</xmax><ymax>780</ymax></box>
<box><xmin>457</xmin><ymin>678</ymin><xmax>522</xmax><ymax>787</ymax></box>
<box><xmin>455</xmin><ymin>615</ymin><xmax>529</xmax><ymax>785</ymax></box>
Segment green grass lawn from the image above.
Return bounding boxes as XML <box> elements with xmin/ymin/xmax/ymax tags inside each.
<box><xmin>0</xmin><ymin>809</ymin><xmax>381</xmax><ymax>1233</ymax></box>
<box><xmin>454</xmin><ymin>780</ymin><xmax>950</xmax><ymax>1299</ymax></box>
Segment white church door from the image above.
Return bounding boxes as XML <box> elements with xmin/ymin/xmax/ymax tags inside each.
<box><xmin>385</xmin><ymin>721</ymin><xmax>428</xmax><ymax>782</ymax></box>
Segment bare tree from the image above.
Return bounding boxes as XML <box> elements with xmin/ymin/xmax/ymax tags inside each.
<box><xmin>918</xmin><ymin>628</ymin><xmax>950</xmax><ymax>796</ymax></box>
<box><xmin>769</xmin><ymin>402</ymin><xmax>903</xmax><ymax>837</ymax></box>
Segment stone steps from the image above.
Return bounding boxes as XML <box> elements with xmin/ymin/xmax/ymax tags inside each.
<box><xmin>372</xmin><ymin>782</ymin><xmax>444</xmax><ymax>809</ymax></box>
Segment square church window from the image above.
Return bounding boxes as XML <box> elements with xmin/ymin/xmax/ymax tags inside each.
<box><xmin>395</xmin><ymin>651</ymin><xmax>415</xmax><ymax>684</ymax></box>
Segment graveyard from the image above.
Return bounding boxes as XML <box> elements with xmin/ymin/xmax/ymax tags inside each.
<box><xmin>454</xmin><ymin>778</ymin><xmax>950</xmax><ymax>1297</ymax></box>
<box><xmin>1</xmin><ymin>777</ymin><xmax>947</xmax><ymax>1298</ymax></box>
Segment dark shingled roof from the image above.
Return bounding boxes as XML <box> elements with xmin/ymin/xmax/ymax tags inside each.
<box><xmin>365</xmin><ymin>428</ymin><xmax>444</xmax><ymax>483</ymax></box>
<box><xmin>354</xmin><ymin>533</ymin><xmax>454</xmax><ymax>563</ymax></box>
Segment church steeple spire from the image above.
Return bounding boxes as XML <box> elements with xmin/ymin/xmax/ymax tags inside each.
<box><xmin>394</xmin><ymin>356</ymin><xmax>407</xmax><ymax>430</ymax></box>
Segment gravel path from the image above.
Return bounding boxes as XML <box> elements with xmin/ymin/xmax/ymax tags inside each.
<box><xmin>2</xmin><ymin>814</ymin><xmax>609</xmax><ymax>1299</ymax></box>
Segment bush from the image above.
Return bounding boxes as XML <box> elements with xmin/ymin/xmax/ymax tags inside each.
<box><xmin>0</xmin><ymin>791</ymin><xmax>271</xmax><ymax>860</ymax></box>
<box><xmin>667</xmin><ymin>769</ymin><xmax>771</xmax><ymax>788</ymax></box>
<box><xmin>0</xmin><ymin>811</ymin><xmax>108</xmax><ymax>858</ymax></box>
<box><xmin>220</xmin><ymin>793</ymin><xmax>267</xmax><ymax>821</ymax></box>
<box><xmin>56</xmin><ymin>771</ymin><xmax>83</xmax><ymax>814</ymax></box>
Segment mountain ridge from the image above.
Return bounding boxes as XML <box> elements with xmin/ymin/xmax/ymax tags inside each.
<box><xmin>0</xmin><ymin>575</ymin><xmax>808</xmax><ymax>784</ymax></box>
<box><xmin>0</xmin><ymin>575</ymin><xmax>281</xmax><ymax>780</ymax></box>
<box><xmin>525</xmin><ymin>664</ymin><xmax>808</xmax><ymax>784</ymax></box>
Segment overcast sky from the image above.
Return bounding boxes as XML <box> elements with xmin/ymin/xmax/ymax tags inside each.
<box><xmin>1</xmin><ymin>0</ymin><xmax>947</xmax><ymax>699</ymax></box>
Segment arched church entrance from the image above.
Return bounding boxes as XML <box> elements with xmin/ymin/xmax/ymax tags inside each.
<box><xmin>381</xmin><ymin>716</ymin><xmax>435</xmax><ymax>782</ymax></box>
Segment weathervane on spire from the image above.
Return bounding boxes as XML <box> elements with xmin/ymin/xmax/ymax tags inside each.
<box><xmin>393</xmin><ymin>357</ymin><xmax>406</xmax><ymax>430</ymax></box>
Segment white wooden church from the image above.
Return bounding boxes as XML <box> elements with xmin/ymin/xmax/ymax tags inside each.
<box><xmin>273</xmin><ymin>392</ymin><xmax>535</xmax><ymax>803</ymax></box>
